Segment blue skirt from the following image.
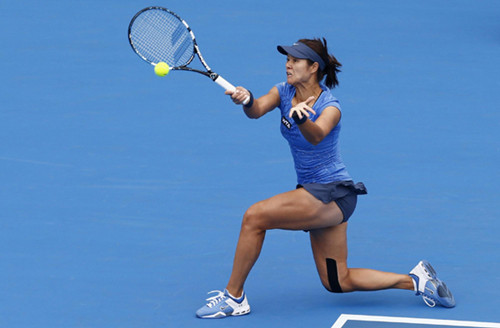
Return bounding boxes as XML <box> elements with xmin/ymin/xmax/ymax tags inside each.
<box><xmin>297</xmin><ymin>180</ymin><xmax>367</xmax><ymax>223</ymax></box>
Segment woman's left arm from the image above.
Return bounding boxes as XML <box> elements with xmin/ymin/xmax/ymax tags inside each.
<box><xmin>294</xmin><ymin>106</ymin><xmax>341</xmax><ymax>145</ymax></box>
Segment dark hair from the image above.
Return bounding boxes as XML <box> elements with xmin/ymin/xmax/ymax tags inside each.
<box><xmin>298</xmin><ymin>38</ymin><xmax>342</xmax><ymax>89</ymax></box>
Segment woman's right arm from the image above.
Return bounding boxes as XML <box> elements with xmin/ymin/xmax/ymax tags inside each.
<box><xmin>226</xmin><ymin>86</ymin><xmax>281</xmax><ymax>119</ymax></box>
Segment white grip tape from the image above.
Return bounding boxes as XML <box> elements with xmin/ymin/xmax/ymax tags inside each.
<box><xmin>214</xmin><ymin>75</ymin><xmax>235</xmax><ymax>91</ymax></box>
<box><xmin>214</xmin><ymin>75</ymin><xmax>250</xmax><ymax>105</ymax></box>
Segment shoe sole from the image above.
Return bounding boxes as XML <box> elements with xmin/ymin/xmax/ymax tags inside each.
<box><xmin>418</xmin><ymin>261</ymin><xmax>456</xmax><ymax>308</ymax></box>
<box><xmin>198</xmin><ymin>308</ymin><xmax>250</xmax><ymax>319</ymax></box>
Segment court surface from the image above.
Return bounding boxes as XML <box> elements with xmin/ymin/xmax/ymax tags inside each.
<box><xmin>332</xmin><ymin>315</ymin><xmax>500</xmax><ymax>328</ymax></box>
<box><xmin>1</xmin><ymin>0</ymin><xmax>499</xmax><ymax>327</ymax></box>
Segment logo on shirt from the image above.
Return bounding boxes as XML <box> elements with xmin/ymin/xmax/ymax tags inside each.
<box><xmin>281</xmin><ymin>116</ymin><xmax>291</xmax><ymax>129</ymax></box>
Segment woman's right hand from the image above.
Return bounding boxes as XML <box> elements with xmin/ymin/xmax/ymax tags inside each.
<box><xmin>225</xmin><ymin>87</ymin><xmax>251</xmax><ymax>105</ymax></box>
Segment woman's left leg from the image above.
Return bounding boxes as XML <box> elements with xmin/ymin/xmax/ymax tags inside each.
<box><xmin>226</xmin><ymin>188</ymin><xmax>345</xmax><ymax>298</ymax></box>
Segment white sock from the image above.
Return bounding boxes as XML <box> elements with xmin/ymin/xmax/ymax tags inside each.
<box><xmin>226</xmin><ymin>290</ymin><xmax>243</xmax><ymax>301</ymax></box>
<box><xmin>410</xmin><ymin>275</ymin><xmax>418</xmax><ymax>291</ymax></box>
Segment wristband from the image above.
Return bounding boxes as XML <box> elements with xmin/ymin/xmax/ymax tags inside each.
<box><xmin>243</xmin><ymin>91</ymin><xmax>254</xmax><ymax>108</ymax></box>
<box><xmin>292</xmin><ymin>112</ymin><xmax>308</xmax><ymax>125</ymax></box>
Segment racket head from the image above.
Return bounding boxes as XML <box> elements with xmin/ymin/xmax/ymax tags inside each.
<box><xmin>128</xmin><ymin>7</ymin><xmax>195</xmax><ymax>68</ymax></box>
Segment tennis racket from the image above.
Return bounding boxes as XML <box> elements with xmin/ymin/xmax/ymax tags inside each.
<box><xmin>128</xmin><ymin>6</ymin><xmax>249</xmax><ymax>104</ymax></box>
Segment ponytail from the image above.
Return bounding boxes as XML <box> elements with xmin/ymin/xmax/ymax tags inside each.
<box><xmin>298</xmin><ymin>38</ymin><xmax>342</xmax><ymax>89</ymax></box>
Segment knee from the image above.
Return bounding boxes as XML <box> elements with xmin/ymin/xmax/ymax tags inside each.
<box><xmin>321</xmin><ymin>259</ymin><xmax>352</xmax><ymax>293</ymax></box>
<box><xmin>242</xmin><ymin>203</ymin><xmax>267</xmax><ymax>231</ymax></box>
<box><xmin>321</xmin><ymin>274</ymin><xmax>352</xmax><ymax>294</ymax></box>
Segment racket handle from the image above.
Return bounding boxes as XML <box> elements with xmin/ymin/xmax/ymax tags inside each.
<box><xmin>214</xmin><ymin>75</ymin><xmax>250</xmax><ymax>105</ymax></box>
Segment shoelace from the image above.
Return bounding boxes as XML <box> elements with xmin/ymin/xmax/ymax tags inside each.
<box><xmin>422</xmin><ymin>295</ymin><xmax>436</xmax><ymax>307</ymax></box>
<box><xmin>205</xmin><ymin>290</ymin><xmax>226</xmax><ymax>308</ymax></box>
<box><xmin>422</xmin><ymin>286</ymin><xmax>437</xmax><ymax>307</ymax></box>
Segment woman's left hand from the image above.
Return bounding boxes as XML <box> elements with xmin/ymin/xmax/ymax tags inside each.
<box><xmin>289</xmin><ymin>96</ymin><xmax>317</xmax><ymax>120</ymax></box>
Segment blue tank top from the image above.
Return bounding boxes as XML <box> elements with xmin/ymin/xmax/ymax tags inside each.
<box><xmin>276</xmin><ymin>82</ymin><xmax>351</xmax><ymax>184</ymax></box>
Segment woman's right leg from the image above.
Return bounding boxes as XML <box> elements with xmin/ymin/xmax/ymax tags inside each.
<box><xmin>309</xmin><ymin>222</ymin><xmax>414</xmax><ymax>292</ymax></box>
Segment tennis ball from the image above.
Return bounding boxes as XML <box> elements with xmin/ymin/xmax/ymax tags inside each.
<box><xmin>154</xmin><ymin>62</ymin><xmax>170</xmax><ymax>76</ymax></box>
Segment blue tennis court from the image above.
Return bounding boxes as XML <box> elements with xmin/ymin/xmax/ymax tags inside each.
<box><xmin>1</xmin><ymin>0</ymin><xmax>499</xmax><ymax>327</ymax></box>
<box><xmin>333</xmin><ymin>314</ymin><xmax>500</xmax><ymax>328</ymax></box>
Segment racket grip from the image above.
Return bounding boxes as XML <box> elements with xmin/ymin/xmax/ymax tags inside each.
<box><xmin>214</xmin><ymin>75</ymin><xmax>250</xmax><ymax>105</ymax></box>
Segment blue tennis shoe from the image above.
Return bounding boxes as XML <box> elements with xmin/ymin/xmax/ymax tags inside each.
<box><xmin>409</xmin><ymin>260</ymin><xmax>456</xmax><ymax>308</ymax></box>
<box><xmin>196</xmin><ymin>289</ymin><xmax>250</xmax><ymax>319</ymax></box>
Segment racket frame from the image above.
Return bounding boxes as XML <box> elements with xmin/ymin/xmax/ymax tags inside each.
<box><xmin>128</xmin><ymin>6</ymin><xmax>235</xmax><ymax>90</ymax></box>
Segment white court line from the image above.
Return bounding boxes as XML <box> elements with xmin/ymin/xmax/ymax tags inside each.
<box><xmin>331</xmin><ymin>314</ymin><xmax>500</xmax><ymax>328</ymax></box>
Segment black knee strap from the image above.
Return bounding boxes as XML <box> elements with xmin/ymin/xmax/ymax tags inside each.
<box><xmin>326</xmin><ymin>258</ymin><xmax>343</xmax><ymax>293</ymax></box>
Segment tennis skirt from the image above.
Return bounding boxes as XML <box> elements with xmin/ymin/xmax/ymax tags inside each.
<box><xmin>297</xmin><ymin>180</ymin><xmax>367</xmax><ymax>223</ymax></box>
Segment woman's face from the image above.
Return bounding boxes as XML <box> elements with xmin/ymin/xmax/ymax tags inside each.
<box><xmin>286</xmin><ymin>55</ymin><xmax>315</xmax><ymax>85</ymax></box>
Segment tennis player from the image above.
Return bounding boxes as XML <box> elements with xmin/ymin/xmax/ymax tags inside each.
<box><xmin>196</xmin><ymin>38</ymin><xmax>455</xmax><ymax>319</ymax></box>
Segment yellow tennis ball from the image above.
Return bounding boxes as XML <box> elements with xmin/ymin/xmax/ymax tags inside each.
<box><xmin>154</xmin><ymin>62</ymin><xmax>170</xmax><ymax>76</ymax></box>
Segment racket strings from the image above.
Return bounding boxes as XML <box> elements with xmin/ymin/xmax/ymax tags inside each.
<box><xmin>130</xmin><ymin>9</ymin><xmax>194</xmax><ymax>67</ymax></box>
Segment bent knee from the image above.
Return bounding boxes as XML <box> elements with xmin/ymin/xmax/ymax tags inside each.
<box><xmin>322</xmin><ymin>276</ymin><xmax>353</xmax><ymax>293</ymax></box>
<box><xmin>242</xmin><ymin>203</ymin><xmax>268</xmax><ymax>230</ymax></box>
<box><xmin>321</xmin><ymin>259</ymin><xmax>352</xmax><ymax>293</ymax></box>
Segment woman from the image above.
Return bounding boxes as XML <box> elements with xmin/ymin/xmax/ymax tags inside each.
<box><xmin>195</xmin><ymin>38</ymin><xmax>455</xmax><ymax>319</ymax></box>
